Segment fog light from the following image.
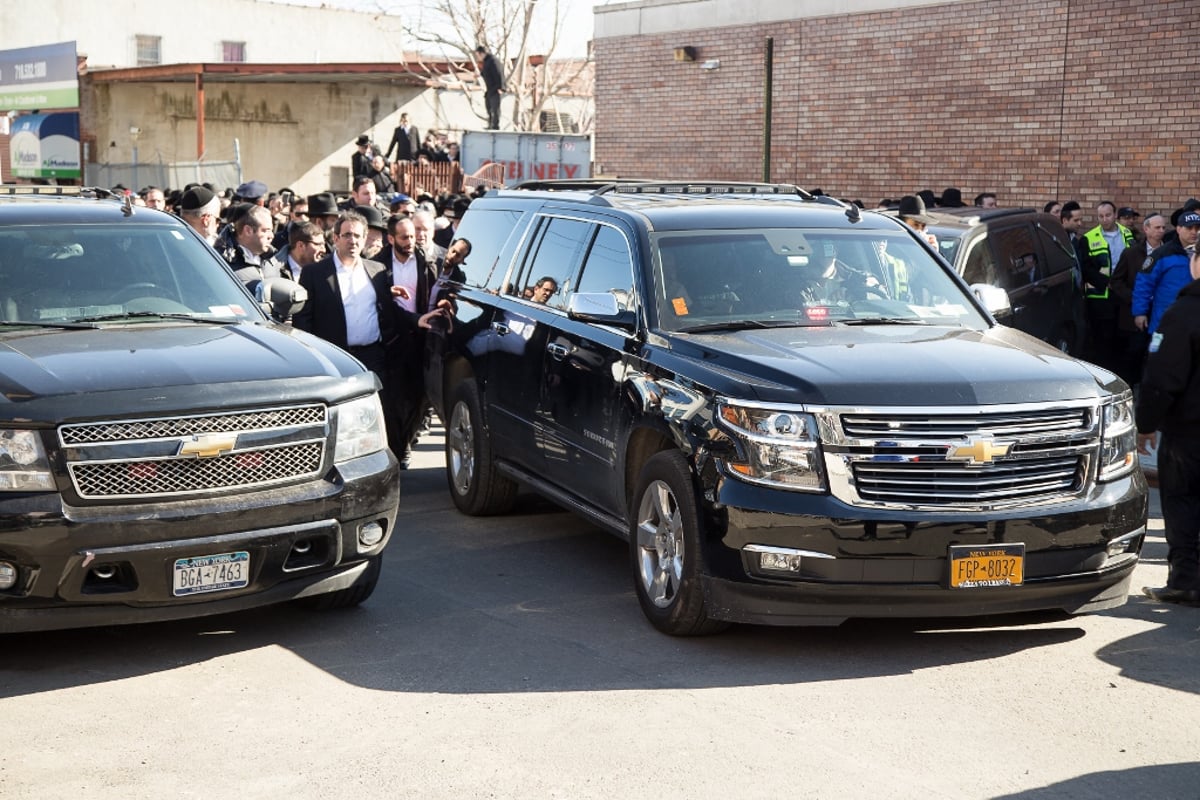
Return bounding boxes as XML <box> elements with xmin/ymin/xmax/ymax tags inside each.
<box><xmin>1106</xmin><ymin>529</ymin><xmax>1144</xmax><ymax>557</ymax></box>
<box><xmin>745</xmin><ymin>544</ymin><xmax>833</xmax><ymax>574</ymax></box>
<box><xmin>0</xmin><ymin>562</ymin><xmax>17</xmax><ymax>590</ymax></box>
<box><xmin>359</xmin><ymin>521</ymin><xmax>384</xmax><ymax>548</ymax></box>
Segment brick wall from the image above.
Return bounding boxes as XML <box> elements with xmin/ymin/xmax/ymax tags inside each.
<box><xmin>595</xmin><ymin>0</ymin><xmax>1200</xmax><ymax>217</ymax></box>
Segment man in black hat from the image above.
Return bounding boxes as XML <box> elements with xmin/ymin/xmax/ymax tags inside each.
<box><xmin>357</xmin><ymin>204</ymin><xmax>388</xmax><ymax>260</ymax></box>
<box><xmin>179</xmin><ymin>185</ymin><xmax>221</xmax><ymax>245</ymax></box>
<box><xmin>352</xmin><ymin>135</ymin><xmax>373</xmax><ymax>179</ymax></box>
<box><xmin>434</xmin><ymin>196</ymin><xmax>470</xmax><ymax>250</ymax></box>
<box><xmin>306</xmin><ymin>192</ymin><xmax>340</xmax><ymax>243</ymax></box>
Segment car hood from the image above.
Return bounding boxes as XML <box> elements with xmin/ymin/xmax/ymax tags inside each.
<box><xmin>0</xmin><ymin>323</ymin><xmax>371</xmax><ymax>418</ymax></box>
<box><xmin>664</xmin><ymin>324</ymin><xmax>1118</xmax><ymax>406</ymax></box>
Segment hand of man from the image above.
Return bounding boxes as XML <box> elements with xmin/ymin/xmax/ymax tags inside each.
<box><xmin>1134</xmin><ymin>315</ymin><xmax>1148</xmax><ymax>332</ymax></box>
<box><xmin>1136</xmin><ymin>431</ymin><xmax>1157</xmax><ymax>455</ymax></box>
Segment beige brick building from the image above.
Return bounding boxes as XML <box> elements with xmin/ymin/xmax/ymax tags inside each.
<box><xmin>594</xmin><ymin>0</ymin><xmax>1200</xmax><ymax>216</ymax></box>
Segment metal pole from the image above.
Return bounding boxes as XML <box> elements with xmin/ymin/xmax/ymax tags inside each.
<box><xmin>763</xmin><ymin>37</ymin><xmax>774</xmax><ymax>183</ymax></box>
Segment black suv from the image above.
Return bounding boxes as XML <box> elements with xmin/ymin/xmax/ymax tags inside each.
<box><xmin>921</xmin><ymin>207</ymin><xmax>1088</xmax><ymax>355</ymax></box>
<box><xmin>0</xmin><ymin>187</ymin><xmax>399</xmax><ymax>632</ymax></box>
<box><xmin>424</xmin><ymin>182</ymin><xmax>1146</xmax><ymax>636</ymax></box>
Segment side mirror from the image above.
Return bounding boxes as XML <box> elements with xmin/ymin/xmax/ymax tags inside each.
<box><xmin>567</xmin><ymin>292</ymin><xmax>637</xmax><ymax>329</ymax></box>
<box><xmin>971</xmin><ymin>283</ymin><xmax>1012</xmax><ymax>321</ymax></box>
<box><xmin>259</xmin><ymin>277</ymin><xmax>308</xmax><ymax>321</ymax></box>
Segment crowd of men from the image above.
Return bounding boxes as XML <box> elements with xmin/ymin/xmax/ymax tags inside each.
<box><xmin>126</xmin><ymin>175</ymin><xmax>481</xmax><ymax>469</ymax></box>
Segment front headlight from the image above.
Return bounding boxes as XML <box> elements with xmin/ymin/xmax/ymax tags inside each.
<box><xmin>716</xmin><ymin>403</ymin><xmax>826</xmax><ymax>491</ymax></box>
<box><xmin>333</xmin><ymin>394</ymin><xmax>387</xmax><ymax>463</ymax></box>
<box><xmin>1098</xmin><ymin>394</ymin><xmax>1137</xmax><ymax>482</ymax></box>
<box><xmin>0</xmin><ymin>430</ymin><xmax>56</xmax><ymax>491</ymax></box>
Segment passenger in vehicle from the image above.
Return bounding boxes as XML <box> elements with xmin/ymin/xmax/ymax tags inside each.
<box><xmin>529</xmin><ymin>276</ymin><xmax>558</xmax><ymax>304</ymax></box>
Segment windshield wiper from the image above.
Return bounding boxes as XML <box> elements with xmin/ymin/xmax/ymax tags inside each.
<box><xmin>0</xmin><ymin>319</ymin><xmax>100</xmax><ymax>330</ymax></box>
<box><xmin>678</xmin><ymin>319</ymin><xmax>815</xmax><ymax>333</ymax></box>
<box><xmin>838</xmin><ymin>317</ymin><xmax>929</xmax><ymax>326</ymax></box>
<box><xmin>72</xmin><ymin>311</ymin><xmax>232</xmax><ymax>324</ymax></box>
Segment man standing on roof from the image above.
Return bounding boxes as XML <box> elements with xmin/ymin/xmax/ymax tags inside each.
<box><xmin>475</xmin><ymin>46</ymin><xmax>503</xmax><ymax>130</ymax></box>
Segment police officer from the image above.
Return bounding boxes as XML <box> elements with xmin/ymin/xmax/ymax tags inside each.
<box><xmin>1136</xmin><ymin>247</ymin><xmax>1200</xmax><ymax>606</ymax></box>
<box><xmin>1132</xmin><ymin>210</ymin><xmax>1200</xmax><ymax>337</ymax></box>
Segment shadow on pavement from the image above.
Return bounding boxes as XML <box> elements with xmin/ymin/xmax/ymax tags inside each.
<box><xmin>991</xmin><ymin>762</ymin><xmax>1200</xmax><ymax>798</ymax></box>
<box><xmin>0</xmin><ymin>457</ymin><xmax>1091</xmax><ymax>699</ymax></box>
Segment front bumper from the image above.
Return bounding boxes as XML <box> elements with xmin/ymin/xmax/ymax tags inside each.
<box><xmin>0</xmin><ymin>448</ymin><xmax>399</xmax><ymax>633</ymax></box>
<box><xmin>698</xmin><ymin>469</ymin><xmax>1148</xmax><ymax>626</ymax></box>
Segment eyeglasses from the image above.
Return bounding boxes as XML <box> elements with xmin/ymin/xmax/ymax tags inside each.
<box><xmin>292</xmin><ymin>211</ymin><xmax>309</xmax><ymax>219</ymax></box>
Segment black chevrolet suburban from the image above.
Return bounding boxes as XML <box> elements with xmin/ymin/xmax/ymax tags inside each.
<box><xmin>423</xmin><ymin>181</ymin><xmax>1147</xmax><ymax>636</ymax></box>
<box><xmin>0</xmin><ymin>187</ymin><xmax>399</xmax><ymax>633</ymax></box>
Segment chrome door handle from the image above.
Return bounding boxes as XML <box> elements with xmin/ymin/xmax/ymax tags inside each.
<box><xmin>492</xmin><ymin>322</ymin><xmax>510</xmax><ymax>335</ymax></box>
<box><xmin>547</xmin><ymin>343</ymin><xmax>569</xmax><ymax>360</ymax></box>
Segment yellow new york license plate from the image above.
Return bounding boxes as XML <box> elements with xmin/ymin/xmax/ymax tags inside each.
<box><xmin>948</xmin><ymin>543</ymin><xmax>1024</xmax><ymax>588</ymax></box>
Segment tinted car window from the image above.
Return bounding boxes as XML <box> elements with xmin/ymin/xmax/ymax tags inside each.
<box><xmin>0</xmin><ymin>224</ymin><xmax>258</xmax><ymax>322</ymax></box>
<box><xmin>989</xmin><ymin>225</ymin><xmax>1037</xmax><ymax>290</ymax></box>
<box><xmin>960</xmin><ymin>235</ymin><xmax>996</xmax><ymax>286</ymax></box>
<box><xmin>449</xmin><ymin>207</ymin><xmax>526</xmax><ymax>292</ymax></box>
<box><xmin>575</xmin><ymin>224</ymin><xmax>636</xmax><ymax>311</ymax></box>
<box><xmin>652</xmin><ymin>228</ymin><xmax>980</xmax><ymax>332</ymax></box>
<box><xmin>513</xmin><ymin>216</ymin><xmax>594</xmax><ymax>310</ymax></box>
<box><xmin>1037</xmin><ymin>222</ymin><xmax>1077</xmax><ymax>276</ymax></box>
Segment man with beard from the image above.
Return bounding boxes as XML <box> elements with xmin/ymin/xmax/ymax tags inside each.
<box><xmin>222</xmin><ymin>204</ymin><xmax>283</xmax><ymax>297</ymax></box>
<box><xmin>277</xmin><ymin>220</ymin><xmax>326</xmax><ymax>283</ymax></box>
<box><xmin>179</xmin><ymin>185</ymin><xmax>220</xmax><ymax>246</ymax></box>
<box><xmin>385</xmin><ymin>215</ymin><xmax>437</xmax><ymax>468</ymax></box>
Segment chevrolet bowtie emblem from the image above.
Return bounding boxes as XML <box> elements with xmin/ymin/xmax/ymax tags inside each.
<box><xmin>178</xmin><ymin>433</ymin><xmax>238</xmax><ymax>458</ymax></box>
<box><xmin>947</xmin><ymin>438</ymin><xmax>1011</xmax><ymax>465</ymax></box>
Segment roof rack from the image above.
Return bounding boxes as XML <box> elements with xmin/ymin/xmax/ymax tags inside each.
<box><xmin>590</xmin><ymin>181</ymin><xmax>813</xmax><ymax>199</ymax></box>
<box><xmin>0</xmin><ymin>184</ymin><xmax>118</xmax><ymax>199</ymax></box>
<box><xmin>508</xmin><ymin>179</ymin><xmax>614</xmax><ymax>192</ymax></box>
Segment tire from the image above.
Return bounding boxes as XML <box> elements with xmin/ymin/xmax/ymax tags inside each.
<box><xmin>629</xmin><ymin>451</ymin><xmax>729</xmax><ymax>636</ymax></box>
<box><xmin>298</xmin><ymin>557</ymin><xmax>381</xmax><ymax>611</ymax></box>
<box><xmin>444</xmin><ymin>381</ymin><xmax>517</xmax><ymax>516</ymax></box>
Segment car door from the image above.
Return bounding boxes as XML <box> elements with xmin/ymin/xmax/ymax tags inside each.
<box><xmin>485</xmin><ymin>214</ymin><xmax>592</xmax><ymax>473</ymax></box>
<box><xmin>985</xmin><ymin>222</ymin><xmax>1055</xmax><ymax>344</ymax></box>
<box><xmin>534</xmin><ymin>222</ymin><xmax>638</xmax><ymax>511</ymax></box>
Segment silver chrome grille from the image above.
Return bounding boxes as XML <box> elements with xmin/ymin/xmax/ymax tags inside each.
<box><xmin>60</xmin><ymin>405</ymin><xmax>328</xmax><ymax>499</ymax></box>
<box><xmin>60</xmin><ymin>406</ymin><xmax>325</xmax><ymax>445</ymax></box>
<box><xmin>826</xmin><ymin>404</ymin><xmax>1098</xmax><ymax>510</ymax></box>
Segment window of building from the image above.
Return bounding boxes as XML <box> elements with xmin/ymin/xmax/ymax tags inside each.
<box><xmin>135</xmin><ymin>35</ymin><xmax>161</xmax><ymax>67</ymax></box>
<box><xmin>222</xmin><ymin>41</ymin><xmax>247</xmax><ymax>63</ymax></box>
<box><xmin>539</xmin><ymin>111</ymin><xmax>578</xmax><ymax>134</ymax></box>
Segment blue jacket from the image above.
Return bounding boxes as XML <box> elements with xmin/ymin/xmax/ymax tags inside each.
<box><xmin>1132</xmin><ymin>240</ymin><xmax>1192</xmax><ymax>336</ymax></box>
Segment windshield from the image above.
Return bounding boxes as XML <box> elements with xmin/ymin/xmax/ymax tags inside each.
<box><xmin>0</xmin><ymin>223</ymin><xmax>261</xmax><ymax>325</ymax></box>
<box><xmin>651</xmin><ymin>227</ymin><xmax>986</xmax><ymax>333</ymax></box>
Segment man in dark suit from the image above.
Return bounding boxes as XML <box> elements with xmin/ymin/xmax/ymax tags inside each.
<box><xmin>382</xmin><ymin>214</ymin><xmax>440</xmax><ymax>467</ymax></box>
<box><xmin>293</xmin><ymin>210</ymin><xmax>403</xmax><ymax>453</ymax></box>
<box><xmin>384</xmin><ymin>113</ymin><xmax>419</xmax><ymax>162</ymax></box>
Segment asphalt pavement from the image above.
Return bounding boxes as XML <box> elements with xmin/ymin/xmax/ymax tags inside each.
<box><xmin>1</xmin><ymin>430</ymin><xmax>1197</xmax><ymax>800</ymax></box>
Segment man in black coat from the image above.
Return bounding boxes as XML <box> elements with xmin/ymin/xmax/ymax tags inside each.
<box><xmin>1136</xmin><ymin>248</ymin><xmax>1200</xmax><ymax>607</ymax></box>
<box><xmin>384</xmin><ymin>112</ymin><xmax>419</xmax><ymax>162</ymax></box>
<box><xmin>293</xmin><ymin>210</ymin><xmax>403</xmax><ymax>454</ymax></box>
<box><xmin>475</xmin><ymin>46</ymin><xmax>503</xmax><ymax>130</ymax></box>
<box><xmin>380</xmin><ymin>214</ymin><xmax>441</xmax><ymax>467</ymax></box>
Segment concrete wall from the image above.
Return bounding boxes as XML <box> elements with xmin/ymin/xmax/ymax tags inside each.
<box><xmin>0</xmin><ymin>0</ymin><xmax>406</xmax><ymax>67</ymax></box>
<box><xmin>594</xmin><ymin>0</ymin><xmax>1200</xmax><ymax>216</ymax></box>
